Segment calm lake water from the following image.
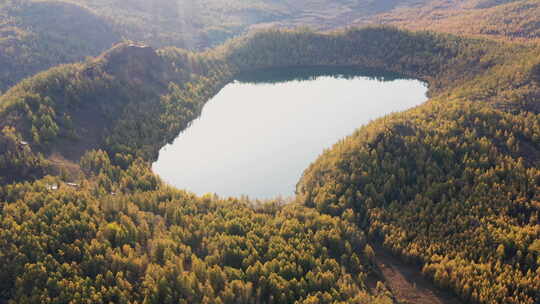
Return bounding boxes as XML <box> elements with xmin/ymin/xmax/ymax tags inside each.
<box><xmin>153</xmin><ymin>67</ymin><xmax>427</xmax><ymax>198</ymax></box>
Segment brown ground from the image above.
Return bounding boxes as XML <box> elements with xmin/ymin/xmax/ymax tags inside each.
<box><xmin>48</xmin><ymin>152</ymin><xmax>84</xmax><ymax>180</ymax></box>
<box><xmin>370</xmin><ymin>244</ymin><xmax>463</xmax><ymax>304</ymax></box>
<box><xmin>52</xmin><ymin>102</ymin><xmax>109</xmax><ymax>162</ymax></box>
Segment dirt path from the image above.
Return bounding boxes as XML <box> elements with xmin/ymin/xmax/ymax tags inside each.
<box><xmin>370</xmin><ymin>244</ymin><xmax>464</xmax><ymax>304</ymax></box>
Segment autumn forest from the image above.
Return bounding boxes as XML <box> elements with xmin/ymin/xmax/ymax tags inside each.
<box><xmin>1</xmin><ymin>0</ymin><xmax>540</xmax><ymax>303</ymax></box>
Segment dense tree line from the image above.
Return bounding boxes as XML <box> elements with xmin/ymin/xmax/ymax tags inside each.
<box><xmin>0</xmin><ymin>151</ymin><xmax>395</xmax><ymax>304</ymax></box>
<box><xmin>218</xmin><ymin>26</ymin><xmax>539</xmax><ymax>103</ymax></box>
<box><xmin>297</xmin><ymin>99</ymin><xmax>540</xmax><ymax>303</ymax></box>
<box><xmin>0</xmin><ymin>43</ymin><xmax>234</xmax><ymax>170</ymax></box>
<box><xmin>0</xmin><ymin>126</ymin><xmax>50</xmax><ymax>184</ymax></box>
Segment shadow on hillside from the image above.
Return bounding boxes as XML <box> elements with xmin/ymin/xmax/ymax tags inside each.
<box><xmin>235</xmin><ymin>66</ymin><xmax>409</xmax><ymax>84</ymax></box>
<box><xmin>369</xmin><ymin>244</ymin><xmax>463</xmax><ymax>304</ymax></box>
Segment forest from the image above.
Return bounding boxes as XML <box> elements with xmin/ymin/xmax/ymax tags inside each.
<box><xmin>3</xmin><ymin>0</ymin><xmax>540</xmax><ymax>93</ymax></box>
<box><xmin>0</xmin><ymin>150</ymin><xmax>397</xmax><ymax>304</ymax></box>
<box><xmin>0</xmin><ymin>2</ymin><xmax>540</xmax><ymax>304</ymax></box>
<box><xmin>375</xmin><ymin>0</ymin><xmax>540</xmax><ymax>43</ymax></box>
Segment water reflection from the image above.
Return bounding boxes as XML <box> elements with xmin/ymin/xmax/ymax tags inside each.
<box><xmin>153</xmin><ymin>68</ymin><xmax>427</xmax><ymax>198</ymax></box>
<box><xmin>235</xmin><ymin>66</ymin><xmax>407</xmax><ymax>84</ymax></box>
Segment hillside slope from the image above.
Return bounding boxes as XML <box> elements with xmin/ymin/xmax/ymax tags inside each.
<box><xmin>0</xmin><ymin>0</ymin><xmax>119</xmax><ymax>92</ymax></box>
<box><xmin>297</xmin><ymin>99</ymin><xmax>540</xmax><ymax>303</ymax></box>
<box><xmin>374</xmin><ymin>0</ymin><xmax>540</xmax><ymax>42</ymax></box>
<box><xmin>3</xmin><ymin>26</ymin><xmax>536</xmax><ymax>176</ymax></box>
<box><xmin>0</xmin><ymin>152</ymin><xmax>399</xmax><ymax>304</ymax></box>
<box><xmin>0</xmin><ymin>0</ymin><xmax>422</xmax><ymax>93</ymax></box>
<box><xmin>3</xmin><ymin>0</ymin><xmax>539</xmax><ymax>95</ymax></box>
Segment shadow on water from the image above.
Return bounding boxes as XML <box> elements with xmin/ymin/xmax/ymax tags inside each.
<box><xmin>235</xmin><ymin>66</ymin><xmax>408</xmax><ymax>84</ymax></box>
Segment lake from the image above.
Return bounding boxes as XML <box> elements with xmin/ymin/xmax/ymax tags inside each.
<box><xmin>152</xmin><ymin>67</ymin><xmax>427</xmax><ymax>199</ymax></box>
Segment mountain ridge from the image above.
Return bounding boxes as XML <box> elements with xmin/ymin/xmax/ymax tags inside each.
<box><xmin>3</xmin><ymin>0</ymin><xmax>540</xmax><ymax>95</ymax></box>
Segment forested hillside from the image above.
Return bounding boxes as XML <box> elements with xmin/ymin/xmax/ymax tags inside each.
<box><xmin>0</xmin><ymin>150</ymin><xmax>399</xmax><ymax>304</ymax></box>
<box><xmin>375</xmin><ymin>0</ymin><xmax>540</xmax><ymax>42</ymax></box>
<box><xmin>1</xmin><ymin>0</ymin><xmax>423</xmax><ymax>92</ymax></box>
<box><xmin>0</xmin><ymin>41</ymin><xmax>236</xmax><ymax>185</ymax></box>
<box><xmin>1</xmin><ymin>26</ymin><xmax>540</xmax><ymax>303</ymax></box>
<box><xmin>297</xmin><ymin>100</ymin><xmax>540</xmax><ymax>303</ymax></box>
<box><xmin>4</xmin><ymin>26</ymin><xmax>536</xmax><ymax>175</ymax></box>
<box><xmin>0</xmin><ymin>0</ymin><xmax>119</xmax><ymax>92</ymax></box>
<box><xmin>3</xmin><ymin>0</ymin><xmax>539</xmax><ymax>94</ymax></box>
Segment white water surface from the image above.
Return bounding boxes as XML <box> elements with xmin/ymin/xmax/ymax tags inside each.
<box><xmin>153</xmin><ymin>69</ymin><xmax>427</xmax><ymax>198</ymax></box>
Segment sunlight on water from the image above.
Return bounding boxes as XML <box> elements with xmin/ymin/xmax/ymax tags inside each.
<box><xmin>153</xmin><ymin>68</ymin><xmax>427</xmax><ymax>198</ymax></box>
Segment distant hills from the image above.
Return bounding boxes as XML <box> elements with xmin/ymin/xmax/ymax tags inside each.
<box><xmin>375</xmin><ymin>0</ymin><xmax>540</xmax><ymax>42</ymax></box>
<box><xmin>0</xmin><ymin>0</ymin><xmax>421</xmax><ymax>92</ymax></box>
<box><xmin>0</xmin><ymin>0</ymin><xmax>119</xmax><ymax>92</ymax></box>
<box><xmin>3</xmin><ymin>0</ymin><xmax>540</xmax><ymax>93</ymax></box>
